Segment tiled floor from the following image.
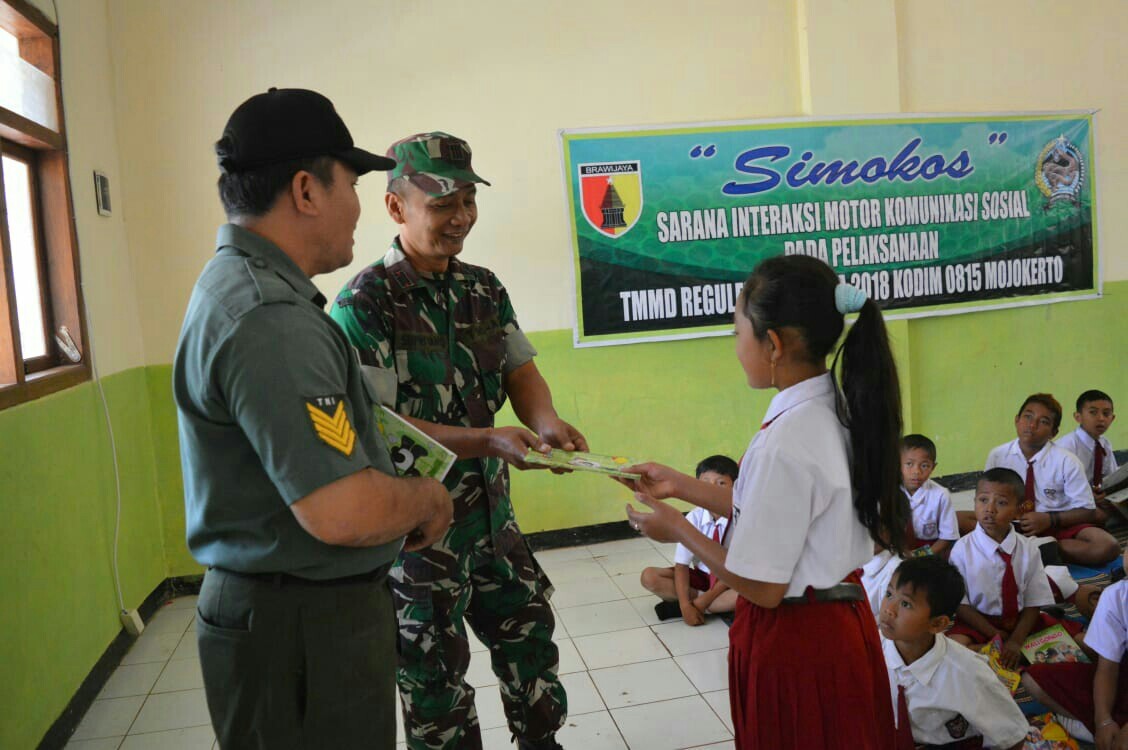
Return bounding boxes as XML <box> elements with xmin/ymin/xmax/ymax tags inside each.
<box><xmin>66</xmin><ymin>536</ymin><xmax>739</xmax><ymax>749</ymax></box>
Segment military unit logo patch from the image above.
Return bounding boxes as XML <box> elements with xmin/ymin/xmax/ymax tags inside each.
<box><xmin>305</xmin><ymin>396</ymin><xmax>356</xmax><ymax>456</ymax></box>
<box><xmin>579</xmin><ymin>161</ymin><xmax>643</xmax><ymax>238</ymax></box>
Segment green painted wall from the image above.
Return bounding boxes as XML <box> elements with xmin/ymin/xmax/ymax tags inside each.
<box><xmin>0</xmin><ymin>367</ymin><xmax>166</xmax><ymax>750</ymax></box>
<box><xmin>501</xmin><ymin>282</ymin><xmax>1128</xmax><ymax>529</ymax></box>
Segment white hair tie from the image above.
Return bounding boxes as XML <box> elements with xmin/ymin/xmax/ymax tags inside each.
<box><xmin>834</xmin><ymin>283</ymin><xmax>867</xmax><ymax>314</ymax></box>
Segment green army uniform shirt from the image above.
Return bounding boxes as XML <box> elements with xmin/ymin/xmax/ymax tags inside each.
<box><xmin>330</xmin><ymin>239</ymin><xmax>537</xmax><ymax>581</ymax></box>
<box><xmin>174</xmin><ymin>223</ymin><xmax>401</xmax><ymax>580</ymax></box>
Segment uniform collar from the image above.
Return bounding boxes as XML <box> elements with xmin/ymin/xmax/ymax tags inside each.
<box><xmin>216</xmin><ymin>223</ymin><xmax>326</xmax><ymax>308</ymax></box>
<box><xmin>882</xmin><ymin>633</ymin><xmax>947</xmax><ymax>685</ymax></box>
<box><xmin>970</xmin><ymin>522</ymin><xmax>1017</xmax><ymax>556</ymax></box>
<box><xmin>761</xmin><ymin>372</ymin><xmax>836</xmax><ymax>426</ymax></box>
<box><xmin>1007</xmin><ymin>438</ymin><xmax>1048</xmax><ymax>465</ymax></box>
<box><xmin>381</xmin><ymin>236</ymin><xmax>463</xmax><ymax>295</ymax></box>
<box><xmin>904</xmin><ymin>480</ymin><xmax>933</xmax><ymax>505</ymax></box>
<box><xmin>1070</xmin><ymin>426</ymin><xmax>1098</xmax><ymax>451</ymax></box>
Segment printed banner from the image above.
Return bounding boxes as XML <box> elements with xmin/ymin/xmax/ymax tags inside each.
<box><xmin>560</xmin><ymin>113</ymin><xmax>1098</xmax><ymax>347</ymax></box>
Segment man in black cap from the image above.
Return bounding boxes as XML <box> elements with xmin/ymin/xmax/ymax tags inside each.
<box><xmin>174</xmin><ymin>88</ymin><xmax>453</xmax><ymax>749</ymax></box>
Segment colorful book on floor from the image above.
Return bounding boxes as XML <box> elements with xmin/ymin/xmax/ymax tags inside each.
<box><xmin>375</xmin><ymin>406</ymin><xmax>456</xmax><ymax>482</ymax></box>
<box><xmin>1024</xmin><ymin>712</ymin><xmax>1082</xmax><ymax>750</ymax></box>
<box><xmin>979</xmin><ymin>635</ymin><xmax>1022</xmax><ymax>694</ymax></box>
<box><xmin>1022</xmin><ymin>624</ymin><xmax>1090</xmax><ymax>665</ymax></box>
<box><xmin>522</xmin><ymin>448</ymin><xmax>641</xmax><ymax>478</ymax></box>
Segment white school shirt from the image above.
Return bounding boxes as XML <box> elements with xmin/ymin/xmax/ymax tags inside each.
<box><xmin>984</xmin><ymin>439</ymin><xmax>1095</xmax><ymax>512</ymax></box>
<box><xmin>861</xmin><ymin>549</ymin><xmax>903</xmax><ymax>620</ymax></box>
<box><xmin>1086</xmin><ymin>580</ymin><xmax>1128</xmax><ymax>663</ymax></box>
<box><xmin>1056</xmin><ymin>427</ymin><xmax>1119</xmax><ymax>486</ymax></box>
<box><xmin>1044</xmin><ymin>564</ymin><xmax>1079</xmax><ymax>600</ymax></box>
<box><xmin>883</xmin><ymin>634</ymin><xmax>1030</xmax><ymax>749</ymax></box>
<box><xmin>725</xmin><ymin>373</ymin><xmax>872</xmax><ymax>598</ymax></box>
<box><xmin>673</xmin><ymin>506</ymin><xmax>728</xmax><ymax>575</ymax></box>
<box><xmin>948</xmin><ymin>525</ymin><xmax>1055</xmax><ymax>615</ymax></box>
<box><xmin>904</xmin><ymin>479</ymin><xmax>959</xmax><ymax>541</ymax></box>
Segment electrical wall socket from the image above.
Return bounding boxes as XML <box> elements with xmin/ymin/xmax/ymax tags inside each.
<box><xmin>120</xmin><ymin>609</ymin><xmax>144</xmax><ymax>636</ymax></box>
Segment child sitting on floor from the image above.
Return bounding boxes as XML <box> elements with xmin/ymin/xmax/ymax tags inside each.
<box><xmin>640</xmin><ymin>455</ymin><xmax>739</xmax><ymax>624</ymax></box>
<box><xmin>901</xmin><ymin>434</ymin><xmax>959</xmax><ymax>557</ymax></box>
<box><xmin>1024</xmin><ymin>548</ymin><xmax>1128</xmax><ymax>748</ymax></box>
<box><xmin>880</xmin><ymin>556</ymin><xmax>1028</xmax><ymax>750</ymax></box>
<box><xmin>948</xmin><ymin>468</ymin><xmax>1083</xmax><ymax>668</ymax></box>
<box><xmin>1056</xmin><ymin>389</ymin><xmax>1119</xmax><ymax>523</ymax></box>
<box><xmin>962</xmin><ymin>393</ymin><xmax>1119</xmax><ymax>567</ymax></box>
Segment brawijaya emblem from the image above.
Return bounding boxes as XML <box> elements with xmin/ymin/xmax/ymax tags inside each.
<box><xmin>579</xmin><ymin>161</ymin><xmax>643</xmax><ymax>238</ymax></box>
<box><xmin>1034</xmin><ymin>135</ymin><xmax>1084</xmax><ymax>209</ymax></box>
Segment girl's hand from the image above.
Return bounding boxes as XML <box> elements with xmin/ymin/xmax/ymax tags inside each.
<box><xmin>617</xmin><ymin>462</ymin><xmax>687</xmax><ymax>501</ymax></box>
<box><xmin>626</xmin><ymin>493</ymin><xmax>688</xmax><ymax>544</ymax></box>
<box><xmin>1114</xmin><ymin>722</ymin><xmax>1128</xmax><ymax>750</ymax></box>
<box><xmin>1096</xmin><ymin>721</ymin><xmax>1118</xmax><ymax>750</ymax></box>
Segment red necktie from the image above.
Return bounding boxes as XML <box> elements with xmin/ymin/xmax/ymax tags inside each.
<box><xmin>895</xmin><ymin>684</ymin><xmax>915</xmax><ymax>750</ymax></box>
<box><xmin>998</xmin><ymin>548</ymin><xmax>1019</xmax><ymax>623</ymax></box>
<box><xmin>1094</xmin><ymin>444</ymin><xmax>1106</xmax><ymax>490</ymax></box>
<box><xmin>1022</xmin><ymin>460</ymin><xmax>1036</xmax><ymax>515</ymax></box>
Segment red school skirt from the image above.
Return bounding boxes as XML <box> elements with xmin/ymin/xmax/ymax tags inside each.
<box><xmin>728</xmin><ymin>572</ymin><xmax>896</xmax><ymax>750</ymax></box>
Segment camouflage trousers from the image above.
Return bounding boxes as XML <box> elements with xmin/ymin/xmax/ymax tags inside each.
<box><xmin>391</xmin><ymin>540</ymin><xmax>567</xmax><ymax>750</ymax></box>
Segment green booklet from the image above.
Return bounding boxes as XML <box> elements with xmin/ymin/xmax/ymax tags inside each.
<box><xmin>375</xmin><ymin>406</ymin><xmax>457</xmax><ymax>482</ymax></box>
<box><xmin>523</xmin><ymin>448</ymin><xmax>641</xmax><ymax>478</ymax></box>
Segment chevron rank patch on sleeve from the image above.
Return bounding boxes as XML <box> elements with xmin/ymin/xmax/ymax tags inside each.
<box><xmin>305</xmin><ymin>395</ymin><xmax>356</xmax><ymax>456</ymax></box>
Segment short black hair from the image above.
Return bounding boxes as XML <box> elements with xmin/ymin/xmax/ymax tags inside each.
<box><xmin>1018</xmin><ymin>393</ymin><xmax>1063</xmax><ymax>431</ymax></box>
<box><xmin>978</xmin><ymin>467</ymin><xmax>1024</xmax><ymax>503</ymax></box>
<box><xmin>695</xmin><ymin>455</ymin><xmax>739</xmax><ymax>481</ymax></box>
<box><xmin>215</xmin><ymin>142</ymin><xmax>336</xmax><ymax>218</ymax></box>
<box><xmin>1077</xmin><ymin>389</ymin><xmax>1114</xmax><ymax>412</ymax></box>
<box><xmin>892</xmin><ymin>556</ymin><xmax>965</xmax><ymax>619</ymax></box>
<box><xmin>901</xmin><ymin>434</ymin><xmax>937</xmax><ymax>462</ymax></box>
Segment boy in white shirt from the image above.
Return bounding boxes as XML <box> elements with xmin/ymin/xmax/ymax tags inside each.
<box><xmin>640</xmin><ymin>455</ymin><xmax>738</xmax><ymax>625</ymax></box>
<box><xmin>968</xmin><ymin>393</ymin><xmax>1119</xmax><ymax>567</ymax></box>
<box><xmin>901</xmin><ymin>434</ymin><xmax>959</xmax><ymax>557</ymax></box>
<box><xmin>1057</xmin><ymin>389</ymin><xmax>1118</xmax><ymax>522</ymax></box>
<box><xmin>1024</xmin><ymin>548</ymin><xmax>1128</xmax><ymax>748</ymax></box>
<box><xmin>880</xmin><ymin>555</ymin><xmax>1027</xmax><ymax>750</ymax></box>
<box><xmin>947</xmin><ymin>468</ymin><xmax>1083</xmax><ymax>667</ymax></box>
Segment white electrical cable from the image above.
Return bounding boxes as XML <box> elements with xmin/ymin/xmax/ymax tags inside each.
<box><xmin>51</xmin><ymin>0</ymin><xmax>128</xmax><ymax>616</ymax></box>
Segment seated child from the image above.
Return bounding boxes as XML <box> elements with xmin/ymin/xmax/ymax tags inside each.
<box><xmin>959</xmin><ymin>393</ymin><xmax>1119</xmax><ymax>567</ymax></box>
<box><xmin>901</xmin><ymin>434</ymin><xmax>959</xmax><ymax>557</ymax></box>
<box><xmin>640</xmin><ymin>455</ymin><xmax>738</xmax><ymax>625</ymax></box>
<box><xmin>880</xmin><ymin>556</ymin><xmax>1028</xmax><ymax>750</ymax></box>
<box><xmin>948</xmin><ymin>468</ymin><xmax>1083</xmax><ymax>667</ymax></box>
<box><xmin>1056</xmin><ymin>389</ymin><xmax>1118</xmax><ymax>520</ymax></box>
<box><xmin>1024</xmin><ymin>548</ymin><xmax>1128</xmax><ymax>748</ymax></box>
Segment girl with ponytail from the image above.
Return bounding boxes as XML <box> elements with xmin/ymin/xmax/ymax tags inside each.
<box><xmin>624</xmin><ymin>255</ymin><xmax>908</xmax><ymax>749</ymax></box>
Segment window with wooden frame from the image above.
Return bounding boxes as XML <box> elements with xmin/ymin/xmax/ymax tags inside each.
<box><xmin>0</xmin><ymin>0</ymin><xmax>89</xmax><ymax>409</ymax></box>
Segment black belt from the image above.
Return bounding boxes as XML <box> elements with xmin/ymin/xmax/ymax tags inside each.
<box><xmin>781</xmin><ymin>582</ymin><xmax>865</xmax><ymax>605</ymax></box>
<box><xmin>211</xmin><ymin>562</ymin><xmax>392</xmax><ymax>588</ymax></box>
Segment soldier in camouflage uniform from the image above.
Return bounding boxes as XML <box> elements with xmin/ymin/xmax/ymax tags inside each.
<box><xmin>329</xmin><ymin>133</ymin><xmax>585</xmax><ymax>750</ymax></box>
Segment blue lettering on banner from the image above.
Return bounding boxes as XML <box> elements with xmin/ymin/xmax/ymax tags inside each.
<box><xmin>721</xmin><ymin>138</ymin><xmax>975</xmax><ymax>196</ymax></box>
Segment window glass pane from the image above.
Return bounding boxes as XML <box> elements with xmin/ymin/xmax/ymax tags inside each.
<box><xmin>2</xmin><ymin>155</ymin><xmax>47</xmax><ymax>359</ymax></box>
<box><xmin>0</xmin><ymin>28</ymin><xmax>58</xmax><ymax>131</ymax></box>
<box><xmin>0</xmin><ymin>27</ymin><xmax>17</xmax><ymax>56</ymax></box>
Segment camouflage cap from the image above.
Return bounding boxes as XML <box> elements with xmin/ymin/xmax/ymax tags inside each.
<box><xmin>386</xmin><ymin>132</ymin><xmax>491</xmax><ymax>197</ymax></box>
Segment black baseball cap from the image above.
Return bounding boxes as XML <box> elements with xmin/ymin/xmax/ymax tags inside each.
<box><xmin>216</xmin><ymin>88</ymin><xmax>395</xmax><ymax>175</ymax></box>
